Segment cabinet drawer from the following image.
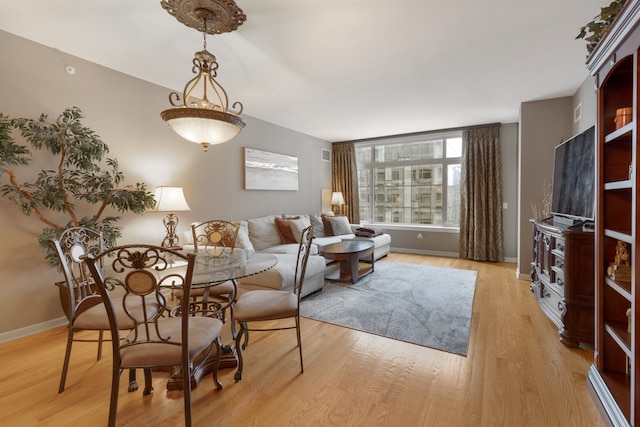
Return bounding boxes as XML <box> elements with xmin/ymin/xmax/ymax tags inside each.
<box><xmin>539</xmin><ymin>284</ymin><xmax>565</xmax><ymax>329</ymax></box>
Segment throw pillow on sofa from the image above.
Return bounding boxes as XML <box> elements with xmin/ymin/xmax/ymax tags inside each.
<box><xmin>234</xmin><ymin>221</ymin><xmax>256</xmax><ymax>257</ymax></box>
<box><xmin>247</xmin><ymin>214</ymin><xmax>282</xmax><ymax>251</ymax></box>
<box><xmin>323</xmin><ymin>214</ymin><xmax>351</xmax><ymax>236</ymax></box>
<box><xmin>309</xmin><ymin>213</ymin><xmax>327</xmax><ymax>237</ymax></box>
<box><xmin>275</xmin><ymin>217</ymin><xmax>298</xmax><ymax>244</ymax></box>
<box><xmin>279</xmin><ymin>214</ymin><xmax>312</xmax><ymax>243</ymax></box>
<box><xmin>288</xmin><ymin>217</ymin><xmax>311</xmax><ymax>242</ymax></box>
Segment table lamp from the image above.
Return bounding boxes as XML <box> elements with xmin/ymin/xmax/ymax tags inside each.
<box><xmin>155</xmin><ymin>186</ymin><xmax>191</xmax><ymax>249</ymax></box>
<box><xmin>331</xmin><ymin>191</ymin><xmax>345</xmax><ymax>215</ymax></box>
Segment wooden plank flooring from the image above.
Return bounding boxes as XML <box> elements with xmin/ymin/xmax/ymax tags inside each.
<box><xmin>0</xmin><ymin>253</ymin><xmax>604</xmax><ymax>426</ymax></box>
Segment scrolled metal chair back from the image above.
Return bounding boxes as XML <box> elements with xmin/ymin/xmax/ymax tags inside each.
<box><xmin>84</xmin><ymin>244</ymin><xmax>195</xmax><ymax>346</ymax></box>
<box><xmin>191</xmin><ymin>220</ymin><xmax>240</xmax><ymax>257</ymax></box>
<box><xmin>294</xmin><ymin>226</ymin><xmax>315</xmax><ymax>299</ymax></box>
<box><xmin>51</xmin><ymin>227</ymin><xmax>105</xmax><ymax>320</ymax></box>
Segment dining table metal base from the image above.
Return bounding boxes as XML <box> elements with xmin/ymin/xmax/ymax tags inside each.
<box><xmin>165</xmin><ymin>344</ymin><xmax>238</xmax><ymax>390</ymax></box>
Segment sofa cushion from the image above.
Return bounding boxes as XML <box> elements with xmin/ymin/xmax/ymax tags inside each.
<box><xmin>324</xmin><ymin>215</ymin><xmax>352</xmax><ymax>236</ymax></box>
<box><xmin>260</xmin><ymin>243</ymin><xmax>319</xmax><ymax>256</ymax></box>
<box><xmin>312</xmin><ymin>236</ymin><xmax>343</xmax><ymax>247</ymax></box>
<box><xmin>289</xmin><ymin>217</ymin><xmax>311</xmax><ymax>242</ymax></box>
<box><xmin>309</xmin><ymin>213</ymin><xmax>326</xmax><ymax>238</ymax></box>
<box><xmin>234</xmin><ymin>221</ymin><xmax>256</xmax><ymax>257</ymax></box>
<box><xmin>274</xmin><ymin>217</ymin><xmax>298</xmax><ymax>244</ymax></box>
<box><xmin>247</xmin><ymin>215</ymin><xmax>281</xmax><ymax>251</ymax></box>
<box><xmin>238</xmin><ymin>253</ymin><xmax>326</xmax><ymax>292</ymax></box>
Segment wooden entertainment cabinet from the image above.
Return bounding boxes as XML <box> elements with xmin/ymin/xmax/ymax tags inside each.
<box><xmin>530</xmin><ymin>219</ymin><xmax>594</xmax><ymax>348</ymax></box>
<box><xmin>587</xmin><ymin>2</ymin><xmax>640</xmax><ymax>425</ymax></box>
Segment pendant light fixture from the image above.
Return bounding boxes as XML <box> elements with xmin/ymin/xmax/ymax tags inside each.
<box><xmin>160</xmin><ymin>0</ymin><xmax>246</xmax><ymax>152</ymax></box>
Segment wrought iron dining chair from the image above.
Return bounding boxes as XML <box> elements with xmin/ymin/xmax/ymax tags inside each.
<box><xmin>83</xmin><ymin>244</ymin><xmax>224</xmax><ymax>427</ymax></box>
<box><xmin>177</xmin><ymin>220</ymin><xmax>241</xmax><ymax>323</ymax></box>
<box><xmin>233</xmin><ymin>225</ymin><xmax>314</xmax><ymax>381</ymax></box>
<box><xmin>51</xmin><ymin>227</ymin><xmax>159</xmax><ymax>393</ymax></box>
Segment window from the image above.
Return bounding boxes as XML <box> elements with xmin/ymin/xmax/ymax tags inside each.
<box><xmin>356</xmin><ymin>133</ymin><xmax>462</xmax><ymax>226</ymax></box>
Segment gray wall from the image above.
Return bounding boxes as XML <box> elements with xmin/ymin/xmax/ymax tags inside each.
<box><xmin>0</xmin><ymin>30</ymin><xmax>332</xmax><ymax>336</ymax></box>
<box><xmin>516</xmin><ymin>77</ymin><xmax>596</xmax><ymax>277</ymax></box>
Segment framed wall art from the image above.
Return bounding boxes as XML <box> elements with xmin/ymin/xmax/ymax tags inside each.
<box><xmin>244</xmin><ymin>147</ymin><xmax>299</xmax><ymax>191</ymax></box>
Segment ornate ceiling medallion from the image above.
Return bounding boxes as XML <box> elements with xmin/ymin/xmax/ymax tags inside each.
<box><xmin>161</xmin><ymin>0</ymin><xmax>246</xmax><ymax>35</ymax></box>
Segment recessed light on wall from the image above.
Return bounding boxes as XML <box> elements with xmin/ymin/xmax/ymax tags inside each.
<box><xmin>65</xmin><ymin>65</ymin><xmax>76</xmax><ymax>75</ymax></box>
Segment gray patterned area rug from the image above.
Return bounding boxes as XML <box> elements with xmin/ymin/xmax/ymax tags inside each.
<box><xmin>300</xmin><ymin>261</ymin><xmax>478</xmax><ymax>356</ymax></box>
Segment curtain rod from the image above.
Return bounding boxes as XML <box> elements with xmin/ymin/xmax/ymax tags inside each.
<box><xmin>332</xmin><ymin>122</ymin><xmax>502</xmax><ymax>145</ymax></box>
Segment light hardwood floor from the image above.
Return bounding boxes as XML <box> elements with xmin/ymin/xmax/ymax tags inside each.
<box><xmin>0</xmin><ymin>253</ymin><xmax>604</xmax><ymax>426</ymax></box>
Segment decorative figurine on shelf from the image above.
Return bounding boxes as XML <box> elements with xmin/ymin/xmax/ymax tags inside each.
<box><xmin>608</xmin><ymin>240</ymin><xmax>632</xmax><ymax>281</ymax></box>
<box><xmin>615</xmin><ymin>240</ymin><xmax>631</xmax><ymax>265</ymax></box>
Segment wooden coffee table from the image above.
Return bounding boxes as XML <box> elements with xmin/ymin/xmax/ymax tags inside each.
<box><xmin>319</xmin><ymin>240</ymin><xmax>375</xmax><ymax>284</ymax></box>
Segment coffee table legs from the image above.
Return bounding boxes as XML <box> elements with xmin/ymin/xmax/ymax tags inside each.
<box><xmin>338</xmin><ymin>256</ymin><xmax>360</xmax><ymax>284</ymax></box>
<box><xmin>328</xmin><ymin>252</ymin><xmax>374</xmax><ymax>283</ymax></box>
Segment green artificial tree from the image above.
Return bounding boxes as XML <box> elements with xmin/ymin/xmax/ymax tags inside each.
<box><xmin>0</xmin><ymin>106</ymin><xmax>156</xmax><ymax>266</ymax></box>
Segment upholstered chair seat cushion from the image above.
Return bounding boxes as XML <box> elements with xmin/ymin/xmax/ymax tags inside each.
<box><xmin>74</xmin><ymin>296</ymin><xmax>163</xmax><ymax>330</ymax></box>
<box><xmin>234</xmin><ymin>290</ymin><xmax>298</xmax><ymax>322</ymax></box>
<box><xmin>121</xmin><ymin>316</ymin><xmax>222</xmax><ymax>368</ymax></box>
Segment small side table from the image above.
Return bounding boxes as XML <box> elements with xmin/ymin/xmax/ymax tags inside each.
<box><xmin>320</xmin><ymin>241</ymin><xmax>374</xmax><ymax>284</ymax></box>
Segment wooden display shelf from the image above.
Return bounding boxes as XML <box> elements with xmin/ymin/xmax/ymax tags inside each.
<box><xmin>605</xmin><ymin>321</ymin><xmax>632</xmax><ymax>356</ymax></box>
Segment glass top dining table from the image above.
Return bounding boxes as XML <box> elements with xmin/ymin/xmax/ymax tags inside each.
<box><xmin>182</xmin><ymin>249</ymin><xmax>278</xmax><ymax>287</ymax></box>
<box><xmin>163</xmin><ymin>249</ymin><xmax>278</xmax><ymax>390</ymax></box>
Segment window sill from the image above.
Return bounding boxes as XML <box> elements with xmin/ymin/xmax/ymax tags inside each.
<box><xmin>360</xmin><ymin>222</ymin><xmax>460</xmax><ymax>234</ymax></box>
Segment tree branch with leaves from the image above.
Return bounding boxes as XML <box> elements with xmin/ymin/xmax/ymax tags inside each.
<box><xmin>0</xmin><ymin>107</ymin><xmax>156</xmax><ymax>266</ymax></box>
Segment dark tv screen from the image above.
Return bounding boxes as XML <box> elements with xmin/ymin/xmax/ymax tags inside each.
<box><xmin>551</xmin><ymin>126</ymin><xmax>595</xmax><ymax>221</ymax></box>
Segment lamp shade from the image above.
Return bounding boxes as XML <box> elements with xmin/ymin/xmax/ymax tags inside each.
<box><xmin>331</xmin><ymin>191</ymin><xmax>345</xmax><ymax>205</ymax></box>
<box><xmin>155</xmin><ymin>187</ymin><xmax>191</xmax><ymax>212</ymax></box>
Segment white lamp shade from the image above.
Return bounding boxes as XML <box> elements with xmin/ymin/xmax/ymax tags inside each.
<box><xmin>331</xmin><ymin>191</ymin><xmax>345</xmax><ymax>205</ymax></box>
<box><xmin>155</xmin><ymin>186</ymin><xmax>191</xmax><ymax>212</ymax></box>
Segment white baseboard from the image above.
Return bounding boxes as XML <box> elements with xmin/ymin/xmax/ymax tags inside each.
<box><xmin>0</xmin><ymin>317</ymin><xmax>67</xmax><ymax>344</ymax></box>
<box><xmin>391</xmin><ymin>247</ymin><xmax>517</xmax><ymax>264</ymax></box>
<box><xmin>391</xmin><ymin>247</ymin><xmax>459</xmax><ymax>258</ymax></box>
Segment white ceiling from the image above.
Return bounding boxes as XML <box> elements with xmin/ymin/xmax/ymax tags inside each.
<box><xmin>0</xmin><ymin>0</ymin><xmax>608</xmax><ymax>142</ymax></box>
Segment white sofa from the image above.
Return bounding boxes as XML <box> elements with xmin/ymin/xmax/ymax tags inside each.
<box><xmin>184</xmin><ymin>213</ymin><xmax>391</xmax><ymax>297</ymax></box>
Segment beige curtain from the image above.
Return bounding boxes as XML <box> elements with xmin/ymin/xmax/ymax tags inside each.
<box><xmin>332</xmin><ymin>142</ymin><xmax>360</xmax><ymax>223</ymax></box>
<box><xmin>459</xmin><ymin>125</ymin><xmax>504</xmax><ymax>261</ymax></box>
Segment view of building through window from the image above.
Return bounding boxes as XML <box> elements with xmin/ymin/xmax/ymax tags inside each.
<box><xmin>356</xmin><ymin>134</ymin><xmax>462</xmax><ymax>226</ymax></box>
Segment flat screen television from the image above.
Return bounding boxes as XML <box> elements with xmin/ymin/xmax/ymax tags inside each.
<box><xmin>550</xmin><ymin>126</ymin><xmax>595</xmax><ymax>224</ymax></box>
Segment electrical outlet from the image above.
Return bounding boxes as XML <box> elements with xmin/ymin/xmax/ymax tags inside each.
<box><xmin>417</xmin><ymin>233</ymin><xmax>423</xmax><ymax>239</ymax></box>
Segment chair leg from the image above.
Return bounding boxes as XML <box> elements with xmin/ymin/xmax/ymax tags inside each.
<box><xmin>58</xmin><ymin>327</ymin><xmax>75</xmax><ymax>393</ymax></box>
<box><xmin>212</xmin><ymin>339</ymin><xmax>223</xmax><ymax>390</ymax></box>
<box><xmin>228</xmin><ymin>301</ymin><xmax>237</xmax><ymax>338</ymax></box>
<box><xmin>241</xmin><ymin>326</ymin><xmax>249</xmax><ymax>350</ymax></box>
<box><xmin>296</xmin><ymin>316</ymin><xmax>304</xmax><ymax>374</ymax></box>
<box><xmin>127</xmin><ymin>368</ymin><xmax>139</xmax><ymax>392</ymax></box>
<box><xmin>234</xmin><ymin>322</ymin><xmax>247</xmax><ymax>382</ymax></box>
<box><xmin>108</xmin><ymin>368</ymin><xmax>121</xmax><ymax>427</ymax></box>
<box><xmin>97</xmin><ymin>329</ymin><xmax>104</xmax><ymax>361</ymax></box>
<box><xmin>143</xmin><ymin>368</ymin><xmax>153</xmax><ymax>395</ymax></box>
<box><xmin>183</xmin><ymin>359</ymin><xmax>192</xmax><ymax>427</ymax></box>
